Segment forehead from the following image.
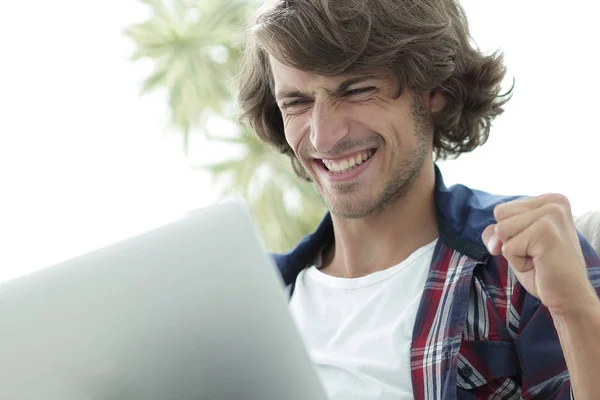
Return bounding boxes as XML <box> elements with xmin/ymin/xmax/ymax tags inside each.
<box><xmin>269</xmin><ymin>56</ymin><xmax>320</xmax><ymax>84</ymax></box>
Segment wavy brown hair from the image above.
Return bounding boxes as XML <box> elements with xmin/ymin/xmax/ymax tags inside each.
<box><xmin>237</xmin><ymin>0</ymin><xmax>512</xmax><ymax>180</ymax></box>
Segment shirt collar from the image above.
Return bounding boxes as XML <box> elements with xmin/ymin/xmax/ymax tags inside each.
<box><xmin>273</xmin><ymin>164</ymin><xmax>522</xmax><ymax>284</ymax></box>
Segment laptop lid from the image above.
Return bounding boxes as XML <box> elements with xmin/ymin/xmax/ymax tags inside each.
<box><xmin>0</xmin><ymin>201</ymin><xmax>328</xmax><ymax>400</ymax></box>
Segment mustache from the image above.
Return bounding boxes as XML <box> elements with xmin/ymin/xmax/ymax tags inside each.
<box><xmin>301</xmin><ymin>137</ymin><xmax>382</xmax><ymax>158</ymax></box>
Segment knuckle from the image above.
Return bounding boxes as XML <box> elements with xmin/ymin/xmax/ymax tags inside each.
<box><xmin>501</xmin><ymin>240</ymin><xmax>514</xmax><ymax>255</ymax></box>
<box><xmin>555</xmin><ymin>193</ymin><xmax>570</xmax><ymax>205</ymax></box>
<box><xmin>494</xmin><ymin>223</ymin><xmax>508</xmax><ymax>240</ymax></box>
<box><xmin>549</xmin><ymin>193</ymin><xmax>571</xmax><ymax>209</ymax></box>
<box><xmin>544</xmin><ymin>203</ymin><xmax>564</xmax><ymax>219</ymax></box>
<box><xmin>537</xmin><ymin>215</ymin><xmax>557</xmax><ymax>236</ymax></box>
<box><xmin>494</xmin><ymin>203</ymin><xmax>509</xmax><ymax>220</ymax></box>
<box><xmin>543</xmin><ymin>197</ymin><xmax>572</xmax><ymax>221</ymax></box>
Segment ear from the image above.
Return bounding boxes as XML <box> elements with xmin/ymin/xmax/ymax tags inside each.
<box><xmin>428</xmin><ymin>90</ymin><xmax>447</xmax><ymax>113</ymax></box>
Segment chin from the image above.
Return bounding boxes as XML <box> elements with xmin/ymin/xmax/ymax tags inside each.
<box><xmin>326</xmin><ymin>196</ymin><xmax>381</xmax><ymax>220</ymax></box>
<box><xmin>324</xmin><ymin>175</ymin><xmax>416</xmax><ymax>219</ymax></box>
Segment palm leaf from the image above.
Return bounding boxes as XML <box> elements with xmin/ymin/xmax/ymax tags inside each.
<box><xmin>126</xmin><ymin>0</ymin><xmax>327</xmax><ymax>251</ymax></box>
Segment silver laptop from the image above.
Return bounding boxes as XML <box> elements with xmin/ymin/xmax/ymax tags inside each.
<box><xmin>0</xmin><ymin>201</ymin><xmax>329</xmax><ymax>400</ymax></box>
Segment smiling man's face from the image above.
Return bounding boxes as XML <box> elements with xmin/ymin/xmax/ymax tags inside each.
<box><xmin>270</xmin><ymin>56</ymin><xmax>439</xmax><ymax>219</ymax></box>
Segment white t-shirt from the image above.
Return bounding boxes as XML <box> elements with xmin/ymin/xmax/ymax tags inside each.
<box><xmin>289</xmin><ymin>239</ymin><xmax>437</xmax><ymax>400</ymax></box>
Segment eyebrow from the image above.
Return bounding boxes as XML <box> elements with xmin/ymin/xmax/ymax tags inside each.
<box><xmin>275</xmin><ymin>75</ymin><xmax>378</xmax><ymax>101</ymax></box>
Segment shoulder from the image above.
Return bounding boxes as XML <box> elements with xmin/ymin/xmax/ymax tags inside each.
<box><xmin>271</xmin><ymin>213</ymin><xmax>334</xmax><ymax>286</ymax></box>
<box><xmin>435</xmin><ymin>181</ymin><xmax>522</xmax><ymax>249</ymax></box>
<box><xmin>432</xmin><ymin>166</ymin><xmax>524</xmax><ymax>252</ymax></box>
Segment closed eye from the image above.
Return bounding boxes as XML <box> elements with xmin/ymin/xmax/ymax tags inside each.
<box><xmin>343</xmin><ymin>87</ymin><xmax>376</xmax><ymax>97</ymax></box>
<box><xmin>280</xmin><ymin>86</ymin><xmax>376</xmax><ymax>112</ymax></box>
<box><xmin>282</xmin><ymin>99</ymin><xmax>310</xmax><ymax>109</ymax></box>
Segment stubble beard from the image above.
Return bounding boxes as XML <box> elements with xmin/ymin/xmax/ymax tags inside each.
<box><xmin>319</xmin><ymin>96</ymin><xmax>432</xmax><ymax>219</ymax></box>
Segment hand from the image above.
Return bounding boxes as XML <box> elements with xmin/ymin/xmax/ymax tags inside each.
<box><xmin>481</xmin><ymin>194</ymin><xmax>596</xmax><ymax>317</ymax></box>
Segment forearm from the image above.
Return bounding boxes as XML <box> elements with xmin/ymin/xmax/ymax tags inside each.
<box><xmin>551</xmin><ymin>289</ymin><xmax>600</xmax><ymax>400</ymax></box>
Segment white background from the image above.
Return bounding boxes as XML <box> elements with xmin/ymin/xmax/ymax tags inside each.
<box><xmin>0</xmin><ymin>0</ymin><xmax>598</xmax><ymax>282</ymax></box>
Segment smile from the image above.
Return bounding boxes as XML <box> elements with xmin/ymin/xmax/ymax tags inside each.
<box><xmin>321</xmin><ymin>150</ymin><xmax>375</xmax><ymax>174</ymax></box>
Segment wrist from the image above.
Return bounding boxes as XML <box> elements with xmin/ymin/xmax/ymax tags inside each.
<box><xmin>549</xmin><ymin>284</ymin><xmax>600</xmax><ymax>322</ymax></box>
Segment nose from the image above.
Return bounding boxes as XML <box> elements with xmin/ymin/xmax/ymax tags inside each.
<box><xmin>309</xmin><ymin>101</ymin><xmax>350</xmax><ymax>153</ymax></box>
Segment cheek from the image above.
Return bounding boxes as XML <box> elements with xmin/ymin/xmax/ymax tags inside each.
<box><xmin>359</xmin><ymin>101</ymin><xmax>413</xmax><ymax>134</ymax></box>
<box><xmin>349</xmin><ymin>98</ymin><xmax>395</xmax><ymax>123</ymax></box>
<box><xmin>349</xmin><ymin>104</ymin><xmax>396</xmax><ymax>137</ymax></box>
<box><xmin>283</xmin><ymin>116</ymin><xmax>308</xmax><ymax>155</ymax></box>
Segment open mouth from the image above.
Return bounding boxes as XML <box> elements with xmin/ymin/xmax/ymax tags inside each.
<box><xmin>319</xmin><ymin>149</ymin><xmax>376</xmax><ymax>174</ymax></box>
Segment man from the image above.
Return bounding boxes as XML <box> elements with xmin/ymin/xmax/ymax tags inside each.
<box><xmin>237</xmin><ymin>0</ymin><xmax>600</xmax><ymax>399</ymax></box>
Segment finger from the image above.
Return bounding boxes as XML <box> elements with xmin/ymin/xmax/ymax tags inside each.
<box><xmin>493</xmin><ymin>197</ymin><xmax>541</xmax><ymax>221</ymax></box>
<box><xmin>501</xmin><ymin>223</ymin><xmax>538</xmax><ymax>273</ymax></box>
<box><xmin>494</xmin><ymin>204</ymin><xmax>555</xmax><ymax>243</ymax></box>
<box><xmin>506</xmin><ymin>253</ymin><xmax>535</xmax><ymax>276</ymax></box>
<box><xmin>494</xmin><ymin>193</ymin><xmax>570</xmax><ymax>222</ymax></box>
<box><xmin>482</xmin><ymin>224</ymin><xmax>503</xmax><ymax>255</ymax></box>
<box><xmin>500</xmin><ymin>217</ymin><xmax>546</xmax><ymax>267</ymax></box>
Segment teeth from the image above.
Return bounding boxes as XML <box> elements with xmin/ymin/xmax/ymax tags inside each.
<box><xmin>323</xmin><ymin>150</ymin><xmax>374</xmax><ymax>174</ymax></box>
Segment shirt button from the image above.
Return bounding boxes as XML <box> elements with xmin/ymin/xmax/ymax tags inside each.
<box><xmin>443</xmin><ymin>351</ymin><xmax>450</xmax><ymax>359</ymax></box>
<box><xmin>462</xmin><ymin>366</ymin><xmax>474</xmax><ymax>378</ymax></box>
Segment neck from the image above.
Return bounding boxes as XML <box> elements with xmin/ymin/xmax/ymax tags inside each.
<box><xmin>321</xmin><ymin>161</ymin><xmax>438</xmax><ymax>278</ymax></box>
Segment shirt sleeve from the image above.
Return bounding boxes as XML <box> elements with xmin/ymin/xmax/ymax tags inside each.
<box><xmin>512</xmin><ymin>233</ymin><xmax>600</xmax><ymax>399</ymax></box>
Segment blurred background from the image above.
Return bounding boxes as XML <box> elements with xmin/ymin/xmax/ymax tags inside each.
<box><xmin>0</xmin><ymin>0</ymin><xmax>598</xmax><ymax>283</ymax></box>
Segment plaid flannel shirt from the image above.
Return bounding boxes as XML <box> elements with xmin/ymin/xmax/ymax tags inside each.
<box><xmin>273</xmin><ymin>165</ymin><xmax>600</xmax><ymax>399</ymax></box>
